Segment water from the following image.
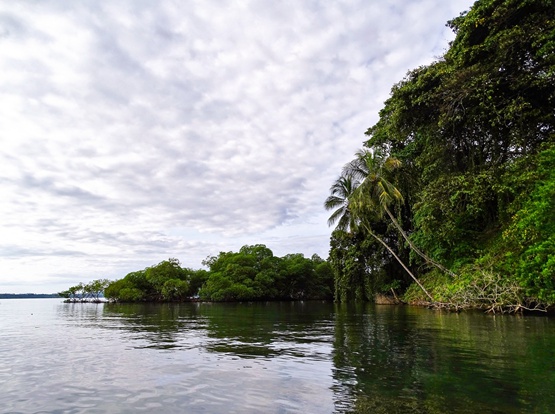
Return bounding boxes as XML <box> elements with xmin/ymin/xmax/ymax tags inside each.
<box><xmin>1</xmin><ymin>299</ymin><xmax>554</xmax><ymax>413</ymax></box>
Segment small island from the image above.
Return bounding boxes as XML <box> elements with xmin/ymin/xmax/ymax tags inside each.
<box><xmin>60</xmin><ymin>245</ymin><xmax>334</xmax><ymax>303</ymax></box>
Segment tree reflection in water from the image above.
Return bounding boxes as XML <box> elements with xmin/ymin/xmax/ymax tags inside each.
<box><xmin>332</xmin><ymin>303</ymin><xmax>555</xmax><ymax>414</ymax></box>
<box><xmin>52</xmin><ymin>300</ymin><xmax>555</xmax><ymax>413</ymax></box>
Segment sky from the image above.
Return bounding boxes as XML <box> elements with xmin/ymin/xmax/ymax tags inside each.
<box><xmin>0</xmin><ymin>0</ymin><xmax>474</xmax><ymax>294</ymax></box>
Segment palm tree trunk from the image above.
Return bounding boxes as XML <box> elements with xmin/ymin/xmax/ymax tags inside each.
<box><xmin>384</xmin><ymin>206</ymin><xmax>457</xmax><ymax>278</ymax></box>
<box><xmin>362</xmin><ymin>223</ymin><xmax>435</xmax><ymax>302</ymax></box>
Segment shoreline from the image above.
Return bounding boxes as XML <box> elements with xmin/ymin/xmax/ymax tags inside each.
<box><xmin>59</xmin><ymin>295</ymin><xmax>555</xmax><ymax>315</ymax></box>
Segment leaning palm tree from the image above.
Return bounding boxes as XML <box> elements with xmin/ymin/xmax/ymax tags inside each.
<box><xmin>351</xmin><ymin>196</ymin><xmax>435</xmax><ymax>302</ymax></box>
<box><xmin>325</xmin><ymin>167</ymin><xmax>435</xmax><ymax>302</ymax></box>
<box><xmin>346</xmin><ymin>149</ymin><xmax>456</xmax><ymax>278</ymax></box>
<box><xmin>324</xmin><ymin>174</ymin><xmax>362</xmax><ymax>302</ymax></box>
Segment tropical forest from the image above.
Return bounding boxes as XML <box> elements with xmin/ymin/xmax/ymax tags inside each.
<box><xmin>325</xmin><ymin>0</ymin><xmax>555</xmax><ymax>312</ymax></box>
<box><xmin>62</xmin><ymin>0</ymin><xmax>554</xmax><ymax>313</ymax></box>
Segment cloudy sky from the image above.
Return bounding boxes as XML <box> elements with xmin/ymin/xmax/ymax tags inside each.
<box><xmin>1</xmin><ymin>0</ymin><xmax>474</xmax><ymax>294</ymax></box>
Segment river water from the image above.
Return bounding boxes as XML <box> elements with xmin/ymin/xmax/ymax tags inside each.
<box><xmin>1</xmin><ymin>299</ymin><xmax>554</xmax><ymax>413</ymax></box>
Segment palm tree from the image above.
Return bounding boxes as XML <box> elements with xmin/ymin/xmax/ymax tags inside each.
<box><xmin>325</xmin><ymin>162</ymin><xmax>435</xmax><ymax>302</ymax></box>
<box><xmin>346</xmin><ymin>149</ymin><xmax>456</xmax><ymax>278</ymax></box>
<box><xmin>324</xmin><ymin>174</ymin><xmax>361</xmax><ymax>302</ymax></box>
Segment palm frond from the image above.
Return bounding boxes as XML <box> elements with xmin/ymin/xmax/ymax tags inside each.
<box><xmin>324</xmin><ymin>173</ymin><xmax>359</xmax><ymax>233</ymax></box>
<box><xmin>324</xmin><ymin>195</ymin><xmax>346</xmax><ymax>210</ymax></box>
<box><xmin>327</xmin><ymin>207</ymin><xmax>346</xmax><ymax>227</ymax></box>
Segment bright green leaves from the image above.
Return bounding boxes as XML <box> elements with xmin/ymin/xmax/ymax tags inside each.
<box><xmin>104</xmin><ymin>279</ymin><xmax>145</xmax><ymax>302</ymax></box>
<box><xmin>161</xmin><ymin>279</ymin><xmax>189</xmax><ymax>301</ymax></box>
<box><xmin>199</xmin><ymin>246</ymin><xmax>333</xmax><ymax>302</ymax></box>
<box><xmin>412</xmin><ymin>170</ymin><xmax>498</xmax><ymax>265</ymax></box>
<box><xmin>500</xmin><ymin>147</ymin><xmax>555</xmax><ymax>301</ymax></box>
<box><xmin>104</xmin><ymin>259</ymin><xmax>201</xmax><ymax>302</ymax></box>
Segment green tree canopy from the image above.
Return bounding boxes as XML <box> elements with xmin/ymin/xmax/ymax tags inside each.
<box><xmin>200</xmin><ymin>245</ymin><xmax>332</xmax><ymax>301</ymax></box>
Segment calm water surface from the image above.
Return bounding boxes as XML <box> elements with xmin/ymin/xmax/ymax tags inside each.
<box><xmin>1</xmin><ymin>299</ymin><xmax>554</xmax><ymax>413</ymax></box>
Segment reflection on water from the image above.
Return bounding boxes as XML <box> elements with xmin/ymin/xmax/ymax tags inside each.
<box><xmin>332</xmin><ymin>303</ymin><xmax>555</xmax><ymax>413</ymax></box>
<box><xmin>1</xmin><ymin>299</ymin><xmax>554</xmax><ymax>413</ymax></box>
<box><xmin>102</xmin><ymin>301</ymin><xmax>335</xmax><ymax>361</ymax></box>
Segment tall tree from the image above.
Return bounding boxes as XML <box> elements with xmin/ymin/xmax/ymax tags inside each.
<box><xmin>324</xmin><ymin>174</ymin><xmax>372</xmax><ymax>301</ymax></box>
<box><xmin>325</xmin><ymin>157</ymin><xmax>434</xmax><ymax>302</ymax></box>
<box><xmin>347</xmin><ymin>149</ymin><xmax>456</xmax><ymax>277</ymax></box>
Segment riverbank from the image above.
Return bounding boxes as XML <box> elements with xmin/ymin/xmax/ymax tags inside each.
<box><xmin>61</xmin><ymin>292</ymin><xmax>554</xmax><ymax>315</ymax></box>
<box><xmin>399</xmin><ymin>270</ymin><xmax>554</xmax><ymax>314</ymax></box>
<box><xmin>376</xmin><ymin>294</ymin><xmax>553</xmax><ymax>315</ymax></box>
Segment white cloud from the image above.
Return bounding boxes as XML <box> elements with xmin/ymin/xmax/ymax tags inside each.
<box><xmin>0</xmin><ymin>0</ymin><xmax>473</xmax><ymax>293</ymax></box>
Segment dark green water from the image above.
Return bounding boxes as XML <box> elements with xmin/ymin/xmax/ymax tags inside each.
<box><xmin>1</xmin><ymin>299</ymin><xmax>554</xmax><ymax>413</ymax></box>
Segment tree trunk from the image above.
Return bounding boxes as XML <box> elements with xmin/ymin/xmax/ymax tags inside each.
<box><xmin>384</xmin><ymin>206</ymin><xmax>457</xmax><ymax>278</ymax></box>
<box><xmin>363</xmin><ymin>223</ymin><xmax>435</xmax><ymax>302</ymax></box>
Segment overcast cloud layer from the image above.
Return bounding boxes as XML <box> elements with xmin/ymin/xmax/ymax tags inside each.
<box><xmin>1</xmin><ymin>0</ymin><xmax>474</xmax><ymax>293</ymax></box>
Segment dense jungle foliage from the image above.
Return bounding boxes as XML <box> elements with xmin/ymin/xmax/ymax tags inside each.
<box><xmin>84</xmin><ymin>246</ymin><xmax>333</xmax><ymax>303</ymax></box>
<box><xmin>325</xmin><ymin>0</ymin><xmax>555</xmax><ymax>311</ymax></box>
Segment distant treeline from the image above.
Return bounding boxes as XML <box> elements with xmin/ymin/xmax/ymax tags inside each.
<box><xmin>0</xmin><ymin>293</ymin><xmax>60</xmax><ymax>299</ymax></box>
<box><xmin>62</xmin><ymin>245</ymin><xmax>333</xmax><ymax>303</ymax></box>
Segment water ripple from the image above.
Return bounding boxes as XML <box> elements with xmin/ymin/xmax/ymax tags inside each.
<box><xmin>2</xmin><ymin>300</ymin><xmax>554</xmax><ymax>413</ymax></box>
